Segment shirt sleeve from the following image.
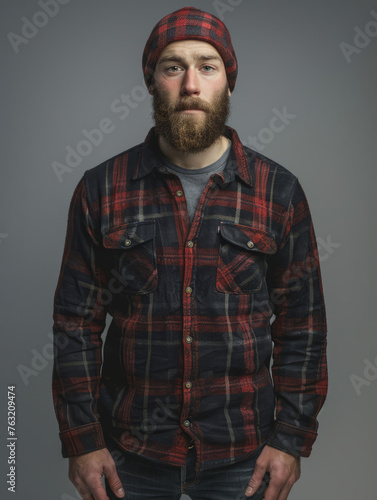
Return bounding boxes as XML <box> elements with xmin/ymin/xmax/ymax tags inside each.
<box><xmin>265</xmin><ymin>178</ymin><xmax>328</xmax><ymax>458</ymax></box>
<box><xmin>52</xmin><ymin>175</ymin><xmax>107</xmax><ymax>457</ymax></box>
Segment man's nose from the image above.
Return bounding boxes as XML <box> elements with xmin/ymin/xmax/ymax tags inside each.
<box><xmin>181</xmin><ymin>68</ymin><xmax>200</xmax><ymax>96</ymax></box>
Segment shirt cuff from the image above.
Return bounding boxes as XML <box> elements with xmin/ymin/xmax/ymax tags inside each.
<box><xmin>59</xmin><ymin>423</ymin><xmax>106</xmax><ymax>458</ymax></box>
<box><xmin>266</xmin><ymin>420</ymin><xmax>318</xmax><ymax>458</ymax></box>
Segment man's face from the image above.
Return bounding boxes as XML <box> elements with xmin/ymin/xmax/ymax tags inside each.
<box><xmin>151</xmin><ymin>40</ymin><xmax>231</xmax><ymax>153</ymax></box>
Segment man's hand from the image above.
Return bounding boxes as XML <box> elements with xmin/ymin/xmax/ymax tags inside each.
<box><xmin>245</xmin><ymin>445</ymin><xmax>301</xmax><ymax>500</ymax></box>
<box><xmin>69</xmin><ymin>448</ymin><xmax>125</xmax><ymax>500</ymax></box>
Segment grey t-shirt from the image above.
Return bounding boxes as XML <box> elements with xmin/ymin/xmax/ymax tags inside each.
<box><xmin>162</xmin><ymin>139</ymin><xmax>232</xmax><ymax>223</ymax></box>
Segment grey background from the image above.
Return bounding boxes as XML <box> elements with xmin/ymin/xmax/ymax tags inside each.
<box><xmin>1</xmin><ymin>0</ymin><xmax>376</xmax><ymax>498</ymax></box>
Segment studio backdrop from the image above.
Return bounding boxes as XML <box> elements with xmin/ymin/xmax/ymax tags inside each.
<box><xmin>1</xmin><ymin>1</ymin><xmax>376</xmax><ymax>499</ymax></box>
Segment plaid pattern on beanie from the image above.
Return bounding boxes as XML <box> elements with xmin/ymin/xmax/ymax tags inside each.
<box><xmin>142</xmin><ymin>6</ymin><xmax>238</xmax><ymax>91</ymax></box>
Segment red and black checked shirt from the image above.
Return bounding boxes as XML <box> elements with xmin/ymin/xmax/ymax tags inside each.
<box><xmin>52</xmin><ymin>126</ymin><xmax>328</xmax><ymax>472</ymax></box>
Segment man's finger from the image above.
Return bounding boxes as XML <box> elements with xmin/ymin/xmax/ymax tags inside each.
<box><xmin>263</xmin><ymin>481</ymin><xmax>283</xmax><ymax>500</ymax></box>
<box><xmin>75</xmin><ymin>485</ymin><xmax>94</xmax><ymax>500</ymax></box>
<box><xmin>262</xmin><ymin>472</ymin><xmax>287</xmax><ymax>500</ymax></box>
<box><xmin>88</xmin><ymin>481</ymin><xmax>109</xmax><ymax>500</ymax></box>
<box><xmin>275</xmin><ymin>476</ymin><xmax>295</xmax><ymax>500</ymax></box>
<box><xmin>103</xmin><ymin>462</ymin><xmax>125</xmax><ymax>498</ymax></box>
<box><xmin>82</xmin><ymin>472</ymin><xmax>108</xmax><ymax>500</ymax></box>
<box><xmin>244</xmin><ymin>462</ymin><xmax>267</xmax><ymax>497</ymax></box>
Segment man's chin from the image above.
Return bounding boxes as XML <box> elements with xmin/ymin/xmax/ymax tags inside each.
<box><xmin>174</xmin><ymin>114</ymin><xmax>206</xmax><ymax>131</ymax></box>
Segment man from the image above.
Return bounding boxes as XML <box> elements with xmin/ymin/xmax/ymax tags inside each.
<box><xmin>52</xmin><ymin>7</ymin><xmax>328</xmax><ymax>500</ymax></box>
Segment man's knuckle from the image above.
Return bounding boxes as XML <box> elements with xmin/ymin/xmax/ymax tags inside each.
<box><xmin>110</xmin><ymin>475</ymin><xmax>122</xmax><ymax>486</ymax></box>
<box><xmin>291</xmin><ymin>472</ymin><xmax>300</xmax><ymax>484</ymax></box>
<box><xmin>255</xmin><ymin>460</ymin><xmax>267</xmax><ymax>472</ymax></box>
<box><xmin>86</xmin><ymin>471</ymin><xmax>99</xmax><ymax>484</ymax></box>
<box><xmin>105</xmin><ymin>462</ymin><xmax>117</xmax><ymax>475</ymax></box>
<box><xmin>288</xmin><ymin>478</ymin><xmax>296</xmax><ymax>488</ymax></box>
<box><xmin>273</xmin><ymin>469</ymin><xmax>287</xmax><ymax>483</ymax></box>
<box><xmin>69</xmin><ymin>473</ymin><xmax>80</xmax><ymax>486</ymax></box>
<box><xmin>248</xmin><ymin>476</ymin><xmax>261</xmax><ymax>487</ymax></box>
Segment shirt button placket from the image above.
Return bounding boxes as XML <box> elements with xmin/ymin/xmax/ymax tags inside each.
<box><xmin>182</xmin><ymin>231</ymin><xmax>195</xmax><ymax>435</ymax></box>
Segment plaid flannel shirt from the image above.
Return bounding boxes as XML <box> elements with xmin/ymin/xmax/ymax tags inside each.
<box><xmin>52</xmin><ymin>126</ymin><xmax>328</xmax><ymax>472</ymax></box>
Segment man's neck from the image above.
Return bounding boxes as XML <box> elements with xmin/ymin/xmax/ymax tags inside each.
<box><xmin>158</xmin><ymin>134</ymin><xmax>229</xmax><ymax>170</ymax></box>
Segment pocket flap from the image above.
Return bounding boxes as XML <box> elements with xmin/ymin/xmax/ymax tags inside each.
<box><xmin>103</xmin><ymin>220</ymin><xmax>156</xmax><ymax>249</ymax></box>
<box><xmin>219</xmin><ymin>223</ymin><xmax>277</xmax><ymax>254</ymax></box>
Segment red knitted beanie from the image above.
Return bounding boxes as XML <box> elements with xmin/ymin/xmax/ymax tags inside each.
<box><xmin>142</xmin><ymin>6</ymin><xmax>238</xmax><ymax>91</ymax></box>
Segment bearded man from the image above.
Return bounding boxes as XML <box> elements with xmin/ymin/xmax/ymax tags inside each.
<box><xmin>52</xmin><ymin>7</ymin><xmax>328</xmax><ymax>500</ymax></box>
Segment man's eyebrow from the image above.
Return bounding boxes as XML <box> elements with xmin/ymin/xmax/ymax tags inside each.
<box><xmin>157</xmin><ymin>54</ymin><xmax>222</xmax><ymax>65</ymax></box>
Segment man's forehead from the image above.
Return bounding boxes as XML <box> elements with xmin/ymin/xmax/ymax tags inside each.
<box><xmin>157</xmin><ymin>40</ymin><xmax>223</xmax><ymax>63</ymax></box>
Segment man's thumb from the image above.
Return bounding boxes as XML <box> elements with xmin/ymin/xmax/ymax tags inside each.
<box><xmin>245</xmin><ymin>465</ymin><xmax>265</xmax><ymax>497</ymax></box>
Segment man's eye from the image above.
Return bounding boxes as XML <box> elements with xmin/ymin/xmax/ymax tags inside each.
<box><xmin>202</xmin><ymin>66</ymin><xmax>214</xmax><ymax>72</ymax></box>
<box><xmin>167</xmin><ymin>66</ymin><xmax>181</xmax><ymax>72</ymax></box>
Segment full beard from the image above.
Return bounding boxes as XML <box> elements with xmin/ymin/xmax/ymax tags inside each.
<box><xmin>152</xmin><ymin>85</ymin><xmax>231</xmax><ymax>153</ymax></box>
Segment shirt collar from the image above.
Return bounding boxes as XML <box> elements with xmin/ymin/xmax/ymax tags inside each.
<box><xmin>132</xmin><ymin>126</ymin><xmax>253</xmax><ymax>188</ymax></box>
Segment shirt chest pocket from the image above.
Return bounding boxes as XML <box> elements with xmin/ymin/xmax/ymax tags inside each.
<box><xmin>216</xmin><ymin>223</ymin><xmax>277</xmax><ymax>294</ymax></box>
<box><xmin>103</xmin><ymin>220</ymin><xmax>157</xmax><ymax>294</ymax></box>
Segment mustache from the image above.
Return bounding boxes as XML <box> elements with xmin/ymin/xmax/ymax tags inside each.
<box><xmin>174</xmin><ymin>99</ymin><xmax>210</xmax><ymax>112</ymax></box>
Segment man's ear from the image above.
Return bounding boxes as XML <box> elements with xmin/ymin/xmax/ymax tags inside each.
<box><xmin>148</xmin><ymin>80</ymin><xmax>155</xmax><ymax>95</ymax></box>
<box><xmin>227</xmin><ymin>86</ymin><xmax>231</xmax><ymax>97</ymax></box>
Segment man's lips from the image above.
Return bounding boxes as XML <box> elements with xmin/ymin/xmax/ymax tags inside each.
<box><xmin>178</xmin><ymin>108</ymin><xmax>205</xmax><ymax>112</ymax></box>
<box><xmin>176</xmin><ymin>106</ymin><xmax>206</xmax><ymax>113</ymax></box>
<box><xmin>175</xmin><ymin>102</ymin><xmax>207</xmax><ymax>112</ymax></box>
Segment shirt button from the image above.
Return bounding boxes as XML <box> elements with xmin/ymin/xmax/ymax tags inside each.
<box><xmin>124</xmin><ymin>239</ymin><xmax>132</xmax><ymax>247</ymax></box>
<box><xmin>185</xmin><ymin>381</ymin><xmax>192</xmax><ymax>389</ymax></box>
<box><xmin>187</xmin><ymin>240</ymin><xmax>194</xmax><ymax>248</ymax></box>
<box><xmin>247</xmin><ymin>240</ymin><xmax>255</xmax><ymax>249</ymax></box>
<box><xmin>185</xmin><ymin>287</ymin><xmax>193</xmax><ymax>294</ymax></box>
<box><xmin>176</xmin><ymin>190</ymin><xmax>184</xmax><ymax>197</ymax></box>
<box><xmin>185</xmin><ymin>336</ymin><xmax>193</xmax><ymax>344</ymax></box>
<box><xmin>183</xmin><ymin>420</ymin><xmax>191</xmax><ymax>427</ymax></box>
<box><xmin>159</xmin><ymin>166</ymin><xmax>167</xmax><ymax>173</ymax></box>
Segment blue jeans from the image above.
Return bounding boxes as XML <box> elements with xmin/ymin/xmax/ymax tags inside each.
<box><xmin>105</xmin><ymin>439</ymin><xmax>270</xmax><ymax>500</ymax></box>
